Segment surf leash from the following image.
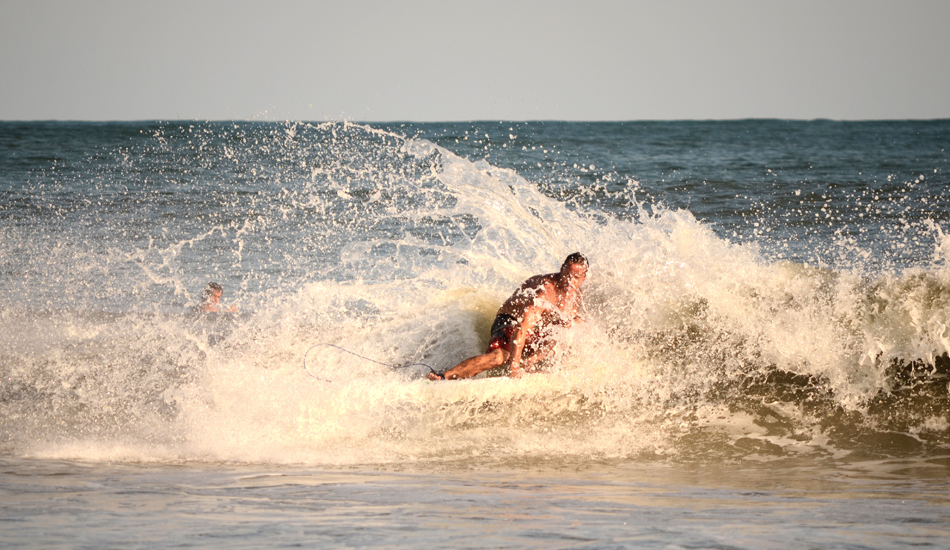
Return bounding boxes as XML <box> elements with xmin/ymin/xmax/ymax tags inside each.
<box><xmin>303</xmin><ymin>343</ymin><xmax>441</xmax><ymax>382</ymax></box>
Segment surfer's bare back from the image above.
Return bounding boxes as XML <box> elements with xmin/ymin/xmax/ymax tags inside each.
<box><xmin>429</xmin><ymin>253</ymin><xmax>588</xmax><ymax>380</ymax></box>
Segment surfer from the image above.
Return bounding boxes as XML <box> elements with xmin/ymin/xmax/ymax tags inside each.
<box><xmin>199</xmin><ymin>282</ymin><xmax>238</xmax><ymax>313</ymax></box>
<box><xmin>428</xmin><ymin>253</ymin><xmax>588</xmax><ymax>380</ymax></box>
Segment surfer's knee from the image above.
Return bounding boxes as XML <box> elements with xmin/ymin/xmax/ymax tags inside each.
<box><xmin>488</xmin><ymin>348</ymin><xmax>508</xmax><ymax>366</ymax></box>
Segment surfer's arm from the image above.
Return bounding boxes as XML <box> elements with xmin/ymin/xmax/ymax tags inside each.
<box><xmin>570</xmin><ymin>290</ymin><xmax>587</xmax><ymax>325</ymax></box>
<box><xmin>508</xmin><ymin>306</ymin><xmax>541</xmax><ymax>378</ymax></box>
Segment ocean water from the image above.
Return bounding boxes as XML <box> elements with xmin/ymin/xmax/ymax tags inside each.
<box><xmin>1</xmin><ymin>119</ymin><xmax>949</xmax><ymax>547</ymax></box>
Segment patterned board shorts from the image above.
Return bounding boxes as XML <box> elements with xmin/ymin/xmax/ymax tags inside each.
<box><xmin>486</xmin><ymin>314</ymin><xmax>519</xmax><ymax>352</ymax></box>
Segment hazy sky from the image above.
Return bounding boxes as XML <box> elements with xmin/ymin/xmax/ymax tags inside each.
<box><xmin>2</xmin><ymin>0</ymin><xmax>948</xmax><ymax>121</ymax></box>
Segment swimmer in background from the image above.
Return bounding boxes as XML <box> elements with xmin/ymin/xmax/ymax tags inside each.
<box><xmin>199</xmin><ymin>282</ymin><xmax>238</xmax><ymax>313</ymax></box>
<box><xmin>428</xmin><ymin>253</ymin><xmax>588</xmax><ymax>380</ymax></box>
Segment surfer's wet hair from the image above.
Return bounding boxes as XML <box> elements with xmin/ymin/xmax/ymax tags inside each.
<box><xmin>563</xmin><ymin>252</ymin><xmax>588</xmax><ymax>268</ymax></box>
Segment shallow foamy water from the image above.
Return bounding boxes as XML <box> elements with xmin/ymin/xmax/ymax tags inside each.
<box><xmin>2</xmin><ymin>457</ymin><xmax>948</xmax><ymax>549</ymax></box>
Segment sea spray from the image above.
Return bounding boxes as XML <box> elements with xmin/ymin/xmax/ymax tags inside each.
<box><xmin>1</xmin><ymin>120</ymin><xmax>949</xmax><ymax>465</ymax></box>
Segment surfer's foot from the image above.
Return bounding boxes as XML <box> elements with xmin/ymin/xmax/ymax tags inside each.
<box><xmin>426</xmin><ymin>371</ymin><xmax>446</xmax><ymax>381</ymax></box>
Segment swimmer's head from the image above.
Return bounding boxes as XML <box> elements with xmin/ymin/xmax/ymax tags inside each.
<box><xmin>203</xmin><ymin>282</ymin><xmax>223</xmax><ymax>301</ymax></box>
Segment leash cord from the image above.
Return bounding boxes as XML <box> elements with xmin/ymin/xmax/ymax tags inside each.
<box><xmin>303</xmin><ymin>343</ymin><xmax>440</xmax><ymax>382</ymax></box>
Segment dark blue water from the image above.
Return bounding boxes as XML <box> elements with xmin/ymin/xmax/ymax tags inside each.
<box><xmin>4</xmin><ymin>121</ymin><xmax>946</xmax><ymax>303</ymax></box>
<box><xmin>402</xmin><ymin>120</ymin><xmax>950</xmax><ymax>269</ymax></box>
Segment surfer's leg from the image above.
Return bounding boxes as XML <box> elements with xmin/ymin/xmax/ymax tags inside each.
<box><xmin>431</xmin><ymin>348</ymin><xmax>509</xmax><ymax>380</ymax></box>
